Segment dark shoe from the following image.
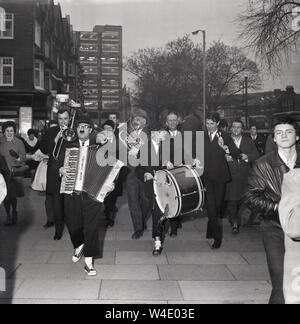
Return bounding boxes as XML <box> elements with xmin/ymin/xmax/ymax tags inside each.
<box><xmin>212</xmin><ymin>239</ymin><xmax>222</xmax><ymax>249</ymax></box>
<box><xmin>170</xmin><ymin>229</ymin><xmax>177</xmax><ymax>238</ymax></box>
<box><xmin>12</xmin><ymin>211</ymin><xmax>18</xmax><ymax>225</ymax></box>
<box><xmin>54</xmin><ymin>233</ymin><xmax>62</xmax><ymax>241</ymax></box>
<box><xmin>4</xmin><ymin>220</ymin><xmax>12</xmax><ymax>227</ymax></box>
<box><xmin>232</xmin><ymin>226</ymin><xmax>240</xmax><ymax>235</ymax></box>
<box><xmin>152</xmin><ymin>240</ymin><xmax>163</xmax><ymax>256</ymax></box>
<box><xmin>131</xmin><ymin>231</ymin><xmax>143</xmax><ymax>240</ymax></box>
<box><xmin>43</xmin><ymin>222</ymin><xmax>54</xmax><ymax>229</ymax></box>
<box><xmin>106</xmin><ymin>219</ymin><xmax>115</xmax><ymax>228</ymax></box>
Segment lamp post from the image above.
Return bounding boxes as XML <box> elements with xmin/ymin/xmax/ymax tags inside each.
<box><xmin>244</xmin><ymin>75</ymin><xmax>248</xmax><ymax>129</ymax></box>
<box><xmin>192</xmin><ymin>29</ymin><xmax>206</xmax><ymax>128</ymax></box>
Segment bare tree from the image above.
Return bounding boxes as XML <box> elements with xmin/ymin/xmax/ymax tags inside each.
<box><xmin>238</xmin><ymin>0</ymin><xmax>300</xmax><ymax>72</ymax></box>
<box><xmin>125</xmin><ymin>37</ymin><xmax>261</xmax><ymax>122</ymax></box>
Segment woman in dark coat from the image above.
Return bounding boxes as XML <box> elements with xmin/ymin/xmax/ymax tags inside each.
<box><xmin>0</xmin><ymin>122</ymin><xmax>27</xmax><ymax>226</ymax></box>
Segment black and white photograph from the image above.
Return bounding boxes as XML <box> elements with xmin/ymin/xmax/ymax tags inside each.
<box><xmin>0</xmin><ymin>0</ymin><xmax>300</xmax><ymax>307</ymax></box>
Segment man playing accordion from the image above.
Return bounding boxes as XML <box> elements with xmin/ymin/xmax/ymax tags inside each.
<box><xmin>58</xmin><ymin>114</ymin><xmax>115</xmax><ymax>276</ymax></box>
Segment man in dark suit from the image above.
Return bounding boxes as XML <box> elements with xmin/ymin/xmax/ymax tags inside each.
<box><xmin>203</xmin><ymin>112</ymin><xmax>239</xmax><ymax>249</ymax></box>
<box><xmin>225</xmin><ymin>120</ymin><xmax>259</xmax><ymax>234</ymax></box>
<box><xmin>165</xmin><ymin>111</ymin><xmax>185</xmax><ymax>237</ymax></box>
<box><xmin>135</xmin><ymin>129</ymin><xmax>168</xmax><ymax>255</ymax></box>
<box><xmin>40</xmin><ymin>108</ymin><xmax>70</xmax><ymax>239</ymax></box>
<box><xmin>100</xmin><ymin>119</ymin><xmax>123</xmax><ymax>228</ymax></box>
<box><xmin>249</xmin><ymin>125</ymin><xmax>266</xmax><ymax>156</ymax></box>
<box><xmin>124</xmin><ymin>109</ymin><xmax>151</xmax><ymax>240</ymax></box>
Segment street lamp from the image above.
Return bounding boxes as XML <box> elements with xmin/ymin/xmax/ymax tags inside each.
<box><xmin>244</xmin><ymin>75</ymin><xmax>248</xmax><ymax>129</ymax></box>
<box><xmin>192</xmin><ymin>29</ymin><xmax>206</xmax><ymax>129</ymax></box>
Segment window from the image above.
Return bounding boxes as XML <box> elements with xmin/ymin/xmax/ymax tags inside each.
<box><xmin>102</xmin><ymin>67</ymin><xmax>119</xmax><ymax>75</ymax></box>
<box><xmin>0</xmin><ymin>13</ymin><xmax>14</xmax><ymax>39</ymax></box>
<box><xmin>80</xmin><ymin>56</ymin><xmax>97</xmax><ymax>64</ymax></box>
<box><xmin>102</xmin><ymin>100</ymin><xmax>119</xmax><ymax>110</ymax></box>
<box><xmin>34</xmin><ymin>60</ymin><xmax>44</xmax><ymax>89</ymax></box>
<box><xmin>83</xmin><ymin>89</ymin><xmax>98</xmax><ymax>97</ymax></box>
<box><xmin>68</xmin><ymin>63</ymin><xmax>75</xmax><ymax>76</ymax></box>
<box><xmin>79</xmin><ymin>44</ymin><xmax>98</xmax><ymax>52</ymax></box>
<box><xmin>44</xmin><ymin>70</ymin><xmax>52</xmax><ymax>91</ymax></box>
<box><xmin>35</xmin><ymin>20</ymin><xmax>41</xmax><ymax>47</ymax></box>
<box><xmin>102</xmin><ymin>44</ymin><xmax>119</xmax><ymax>53</ymax></box>
<box><xmin>83</xmin><ymin>78</ymin><xmax>97</xmax><ymax>87</ymax></box>
<box><xmin>102</xmin><ymin>31</ymin><xmax>119</xmax><ymax>41</ymax></box>
<box><xmin>44</xmin><ymin>41</ymin><xmax>50</xmax><ymax>58</ymax></box>
<box><xmin>63</xmin><ymin>60</ymin><xmax>66</xmax><ymax>76</ymax></box>
<box><xmin>102</xmin><ymin>89</ymin><xmax>119</xmax><ymax>98</ymax></box>
<box><xmin>102</xmin><ymin>79</ymin><xmax>119</xmax><ymax>87</ymax></box>
<box><xmin>80</xmin><ymin>32</ymin><xmax>97</xmax><ymax>41</ymax></box>
<box><xmin>83</xmin><ymin>66</ymin><xmax>98</xmax><ymax>75</ymax></box>
<box><xmin>101</xmin><ymin>57</ymin><xmax>118</xmax><ymax>65</ymax></box>
<box><xmin>84</xmin><ymin>100</ymin><xmax>98</xmax><ymax>110</ymax></box>
<box><xmin>0</xmin><ymin>57</ymin><xmax>14</xmax><ymax>86</ymax></box>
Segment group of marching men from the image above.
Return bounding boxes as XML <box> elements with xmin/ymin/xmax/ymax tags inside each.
<box><xmin>1</xmin><ymin>105</ymin><xmax>300</xmax><ymax>304</ymax></box>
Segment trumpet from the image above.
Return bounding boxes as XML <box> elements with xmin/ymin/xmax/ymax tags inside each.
<box><xmin>119</xmin><ymin>119</ymin><xmax>144</xmax><ymax>154</ymax></box>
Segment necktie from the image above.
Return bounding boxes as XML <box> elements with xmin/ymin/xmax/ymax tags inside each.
<box><xmin>209</xmin><ymin>133</ymin><xmax>214</xmax><ymax>143</ymax></box>
<box><xmin>82</xmin><ymin>142</ymin><xmax>85</xmax><ymax>147</ymax></box>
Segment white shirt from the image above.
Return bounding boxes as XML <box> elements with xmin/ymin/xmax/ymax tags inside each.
<box><xmin>251</xmin><ymin>135</ymin><xmax>257</xmax><ymax>141</ymax></box>
<box><xmin>278</xmin><ymin>150</ymin><xmax>297</xmax><ymax>170</ymax></box>
<box><xmin>169</xmin><ymin>130</ymin><xmax>178</xmax><ymax>137</ymax></box>
<box><xmin>152</xmin><ymin>140</ymin><xmax>160</xmax><ymax>155</ymax></box>
<box><xmin>232</xmin><ymin>136</ymin><xmax>242</xmax><ymax>149</ymax></box>
<box><xmin>209</xmin><ymin>130</ymin><xmax>218</xmax><ymax>142</ymax></box>
<box><xmin>79</xmin><ymin>139</ymin><xmax>90</xmax><ymax>147</ymax></box>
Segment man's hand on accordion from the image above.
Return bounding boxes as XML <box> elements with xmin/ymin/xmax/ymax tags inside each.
<box><xmin>59</xmin><ymin>167</ymin><xmax>67</xmax><ymax>178</ymax></box>
<box><xmin>103</xmin><ymin>183</ymin><xmax>115</xmax><ymax>195</ymax></box>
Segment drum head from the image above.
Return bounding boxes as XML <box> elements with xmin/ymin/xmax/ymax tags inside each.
<box><xmin>154</xmin><ymin>170</ymin><xmax>180</xmax><ymax>218</ymax></box>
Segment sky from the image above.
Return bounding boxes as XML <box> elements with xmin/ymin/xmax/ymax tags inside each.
<box><xmin>59</xmin><ymin>0</ymin><xmax>300</xmax><ymax>92</ymax></box>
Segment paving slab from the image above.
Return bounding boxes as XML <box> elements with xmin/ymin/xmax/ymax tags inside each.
<box><xmin>100</xmin><ymin>280</ymin><xmax>182</xmax><ymax>301</ymax></box>
<box><xmin>14</xmin><ymin>279</ymin><xmax>101</xmax><ymax>299</ymax></box>
<box><xmin>179</xmin><ymin>281</ymin><xmax>272</xmax><ymax>302</ymax></box>
<box><xmin>241</xmin><ymin>252</ymin><xmax>267</xmax><ymax>265</ymax></box>
<box><xmin>116</xmin><ymin>251</ymin><xmax>168</xmax><ymax>265</ymax></box>
<box><xmin>2</xmin><ymin>299</ymin><xmax>80</xmax><ymax>304</ymax></box>
<box><xmin>86</xmin><ymin>265</ymin><xmax>159</xmax><ymax>281</ymax></box>
<box><xmin>166</xmin><ymin>252</ymin><xmax>247</xmax><ymax>265</ymax></box>
<box><xmin>47</xmin><ymin>251</ymin><xmax>116</xmax><ymax>265</ymax></box>
<box><xmin>163</xmin><ymin>241</ymin><xmax>211</xmax><ymax>252</ymax></box>
<box><xmin>0</xmin><ymin>279</ymin><xmax>24</xmax><ymax>299</ymax></box>
<box><xmin>31</xmin><ymin>239</ymin><xmax>73</xmax><ymax>252</ymax></box>
<box><xmin>12</xmin><ymin>264</ymin><xmax>86</xmax><ymax>280</ymax></box>
<box><xmin>80</xmin><ymin>300</ymin><xmax>168</xmax><ymax>304</ymax></box>
<box><xmin>158</xmin><ymin>265</ymin><xmax>235</xmax><ymax>281</ymax></box>
<box><xmin>226</xmin><ymin>265</ymin><xmax>270</xmax><ymax>281</ymax></box>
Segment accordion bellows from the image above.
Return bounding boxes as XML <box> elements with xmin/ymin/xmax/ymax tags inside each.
<box><xmin>60</xmin><ymin>146</ymin><xmax>124</xmax><ymax>203</ymax></box>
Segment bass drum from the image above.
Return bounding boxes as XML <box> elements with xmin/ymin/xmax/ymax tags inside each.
<box><xmin>153</xmin><ymin>166</ymin><xmax>205</xmax><ymax>219</ymax></box>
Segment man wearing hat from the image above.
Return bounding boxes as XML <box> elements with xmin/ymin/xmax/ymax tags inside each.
<box><xmin>58</xmin><ymin>114</ymin><xmax>113</xmax><ymax>276</ymax></box>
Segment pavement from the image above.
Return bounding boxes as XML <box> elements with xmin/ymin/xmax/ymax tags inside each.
<box><xmin>0</xmin><ymin>180</ymin><xmax>271</xmax><ymax>304</ymax></box>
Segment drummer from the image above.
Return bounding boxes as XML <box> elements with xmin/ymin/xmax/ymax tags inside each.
<box><xmin>135</xmin><ymin>128</ymin><xmax>168</xmax><ymax>255</ymax></box>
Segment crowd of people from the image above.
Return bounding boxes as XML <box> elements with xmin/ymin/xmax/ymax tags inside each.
<box><xmin>0</xmin><ymin>106</ymin><xmax>299</xmax><ymax>304</ymax></box>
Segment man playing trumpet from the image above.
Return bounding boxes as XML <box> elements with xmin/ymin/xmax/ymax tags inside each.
<box><xmin>40</xmin><ymin>108</ymin><xmax>71</xmax><ymax>239</ymax></box>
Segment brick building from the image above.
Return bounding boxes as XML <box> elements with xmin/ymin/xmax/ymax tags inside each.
<box><xmin>75</xmin><ymin>25</ymin><xmax>124</xmax><ymax>124</ymax></box>
<box><xmin>0</xmin><ymin>0</ymin><xmax>80</xmax><ymax>135</ymax></box>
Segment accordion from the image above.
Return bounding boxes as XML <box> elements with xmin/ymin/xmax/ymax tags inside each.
<box><xmin>60</xmin><ymin>145</ymin><xmax>124</xmax><ymax>203</ymax></box>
